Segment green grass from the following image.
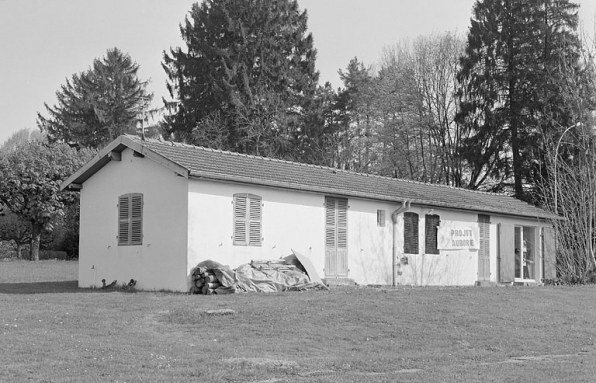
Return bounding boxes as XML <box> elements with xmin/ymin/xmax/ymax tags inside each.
<box><xmin>1</xmin><ymin>260</ymin><xmax>596</xmax><ymax>382</ymax></box>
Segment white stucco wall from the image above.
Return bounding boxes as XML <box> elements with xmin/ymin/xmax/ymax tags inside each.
<box><xmin>78</xmin><ymin>148</ymin><xmax>188</xmax><ymax>291</ymax></box>
<box><xmin>185</xmin><ymin>183</ymin><xmax>485</xmax><ymax>287</ymax></box>
<box><xmin>343</xmin><ymin>198</ymin><xmax>393</xmax><ymax>285</ymax></box>
<box><xmin>393</xmin><ymin>207</ymin><xmax>479</xmax><ymax>286</ymax></box>
<box><xmin>77</xmin><ymin>149</ymin><xmax>553</xmax><ymax>290</ymax></box>
<box><xmin>186</xmin><ymin>179</ymin><xmax>326</xmax><ymax>281</ymax></box>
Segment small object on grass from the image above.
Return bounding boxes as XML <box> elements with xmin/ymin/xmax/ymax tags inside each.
<box><xmin>121</xmin><ymin>279</ymin><xmax>137</xmax><ymax>290</ymax></box>
<box><xmin>205</xmin><ymin>309</ymin><xmax>235</xmax><ymax>316</ymax></box>
<box><xmin>101</xmin><ymin>279</ymin><xmax>117</xmax><ymax>289</ymax></box>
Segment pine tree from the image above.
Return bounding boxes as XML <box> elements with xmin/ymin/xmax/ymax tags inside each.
<box><xmin>161</xmin><ymin>0</ymin><xmax>320</xmax><ymax>159</ymax></box>
<box><xmin>38</xmin><ymin>48</ymin><xmax>157</xmax><ymax>149</ymax></box>
<box><xmin>456</xmin><ymin>0</ymin><xmax>581</xmax><ymax>201</ymax></box>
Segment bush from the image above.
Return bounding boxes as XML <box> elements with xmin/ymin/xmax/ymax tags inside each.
<box><xmin>0</xmin><ymin>241</ymin><xmax>15</xmax><ymax>258</ymax></box>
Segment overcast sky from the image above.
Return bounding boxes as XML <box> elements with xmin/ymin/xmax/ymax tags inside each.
<box><xmin>1</xmin><ymin>0</ymin><xmax>595</xmax><ymax>145</ymax></box>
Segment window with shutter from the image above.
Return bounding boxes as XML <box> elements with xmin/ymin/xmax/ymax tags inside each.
<box><xmin>377</xmin><ymin>210</ymin><xmax>386</xmax><ymax>227</ymax></box>
<box><xmin>233</xmin><ymin>193</ymin><xmax>262</xmax><ymax>246</ymax></box>
<box><xmin>117</xmin><ymin>193</ymin><xmax>143</xmax><ymax>246</ymax></box>
<box><xmin>425</xmin><ymin>214</ymin><xmax>440</xmax><ymax>254</ymax></box>
<box><xmin>404</xmin><ymin>212</ymin><xmax>419</xmax><ymax>254</ymax></box>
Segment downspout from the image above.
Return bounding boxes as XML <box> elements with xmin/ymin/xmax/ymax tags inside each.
<box><xmin>497</xmin><ymin>223</ymin><xmax>501</xmax><ymax>283</ymax></box>
<box><xmin>392</xmin><ymin>200</ymin><xmax>411</xmax><ymax>286</ymax></box>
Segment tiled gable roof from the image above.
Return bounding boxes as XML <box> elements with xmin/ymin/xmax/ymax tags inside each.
<box><xmin>128</xmin><ymin>136</ymin><xmax>552</xmax><ymax>220</ymax></box>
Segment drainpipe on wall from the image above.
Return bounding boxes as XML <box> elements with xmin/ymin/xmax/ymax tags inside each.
<box><xmin>392</xmin><ymin>200</ymin><xmax>411</xmax><ymax>287</ymax></box>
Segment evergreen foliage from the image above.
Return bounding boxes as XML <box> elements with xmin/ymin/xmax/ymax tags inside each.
<box><xmin>38</xmin><ymin>48</ymin><xmax>158</xmax><ymax>149</ymax></box>
<box><xmin>456</xmin><ymin>0</ymin><xmax>581</xmax><ymax>201</ymax></box>
<box><xmin>161</xmin><ymin>0</ymin><xmax>321</xmax><ymax>160</ymax></box>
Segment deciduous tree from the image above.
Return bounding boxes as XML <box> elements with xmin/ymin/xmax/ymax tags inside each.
<box><xmin>0</xmin><ymin>212</ymin><xmax>30</xmax><ymax>259</ymax></box>
<box><xmin>0</xmin><ymin>140</ymin><xmax>96</xmax><ymax>260</ymax></box>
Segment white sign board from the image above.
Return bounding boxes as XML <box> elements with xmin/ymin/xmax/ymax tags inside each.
<box><xmin>438</xmin><ymin>221</ymin><xmax>479</xmax><ymax>250</ymax></box>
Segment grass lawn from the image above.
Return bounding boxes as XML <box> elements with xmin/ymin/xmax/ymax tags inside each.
<box><xmin>1</xmin><ymin>260</ymin><xmax>596</xmax><ymax>382</ymax></box>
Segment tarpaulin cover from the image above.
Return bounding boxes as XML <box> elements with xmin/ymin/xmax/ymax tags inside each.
<box><xmin>193</xmin><ymin>256</ymin><xmax>328</xmax><ymax>294</ymax></box>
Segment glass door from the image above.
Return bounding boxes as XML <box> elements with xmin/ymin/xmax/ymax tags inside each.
<box><xmin>514</xmin><ymin>226</ymin><xmax>536</xmax><ymax>280</ymax></box>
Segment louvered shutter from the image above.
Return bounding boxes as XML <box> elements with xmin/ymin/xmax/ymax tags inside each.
<box><xmin>248</xmin><ymin>195</ymin><xmax>262</xmax><ymax>246</ymax></box>
<box><xmin>425</xmin><ymin>214</ymin><xmax>440</xmax><ymax>254</ymax></box>
<box><xmin>325</xmin><ymin>196</ymin><xmax>348</xmax><ymax>277</ymax></box>
<box><xmin>118</xmin><ymin>193</ymin><xmax>143</xmax><ymax>246</ymax></box>
<box><xmin>404</xmin><ymin>212</ymin><xmax>419</xmax><ymax>254</ymax></box>
<box><xmin>325</xmin><ymin>197</ymin><xmax>336</xmax><ymax>248</ymax></box>
<box><xmin>233</xmin><ymin>194</ymin><xmax>248</xmax><ymax>245</ymax></box>
<box><xmin>118</xmin><ymin>195</ymin><xmax>130</xmax><ymax>245</ymax></box>
<box><xmin>477</xmin><ymin>214</ymin><xmax>491</xmax><ymax>281</ymax></box>
<box><xmin>336</xmin><ymin>198</ymin><xmax>348</xmax><ymax>250</ymax></box>
<box><xmin>130</xmin><ymin>194</ymin><xmax>143</xmax><ymax>245</ymax></box>
<box><xmin>233</xmin><ymin>194</ymin><xmax>261</xmax><ymax>246</ymax></box>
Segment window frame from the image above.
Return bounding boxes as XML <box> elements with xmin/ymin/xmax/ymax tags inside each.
<box><xmin>118</xmin><ymin>193</ymin><xmax>143</xmax><ymax>246</ymax></box>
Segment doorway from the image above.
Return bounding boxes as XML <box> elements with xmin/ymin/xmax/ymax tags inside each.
<box><xmin>514</xmin><ymin>226</ymin><xmax>536</xmax><ymax>280</ymax></box>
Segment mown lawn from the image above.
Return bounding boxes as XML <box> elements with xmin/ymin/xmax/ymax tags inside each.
<box><xmin>1</xmin><ymin>260</ymin><xmax>595</xmax><ymax>382</ymax></box>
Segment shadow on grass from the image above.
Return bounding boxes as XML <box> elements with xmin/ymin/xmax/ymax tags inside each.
<box><xmin>0</xmin><ymin>280</ymin><xmax>102</xmax><ymax>294</ymax></box>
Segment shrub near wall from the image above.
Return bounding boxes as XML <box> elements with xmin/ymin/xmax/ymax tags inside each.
<box><xmin>0</xmin><ymin>241</ymin><xmax>15</xmax><ymax>258</ymax></box>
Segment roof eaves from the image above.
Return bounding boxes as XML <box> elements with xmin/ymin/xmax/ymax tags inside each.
<box><xmin>60</xmin><ymin>136</ymin><xmax>190</xmax><ymax>191</ymax></box>
<box><xmin>60</xmin><ymin>137</ymin><xmax>129</xmax><ymax>191</ymax></box>
<box><xmin>188</xmin><ymin>171</ymin><xmax>553</xmax><ymax>219</ymax></box>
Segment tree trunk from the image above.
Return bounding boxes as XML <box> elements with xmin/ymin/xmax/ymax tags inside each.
<box><xmin>30</xmin><ymin>222</ymin><xmax>42</xmax><ymax>261</ymax></box>
<box><xmin>16</xmin><ymin>243</ymin><xmax>23</xmax><ymax>260</ymax></box>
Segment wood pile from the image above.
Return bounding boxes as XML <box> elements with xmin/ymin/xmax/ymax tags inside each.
<box><xmin>191</xmin><ymin>266</ymin><xmax>222</xmax><ymax>295</ymax></box>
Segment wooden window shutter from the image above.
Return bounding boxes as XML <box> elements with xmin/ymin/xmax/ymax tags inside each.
<box><xmin>233</xmin><ymin>194</ymin><xmax>248</xmax><ymax>245</ymax></box>
<box><xmin>248</xmin><ymin>195</ymin><xmax>262</xmax><ymax>246</ymax></box>
<box><xmin>425</xmin><ymin>214</ymin><xmax>440</xmax><ymax>254</ymax></box>
<box><xmin>478</xmin><ymin>214</ymin><xmax>491</xmax><ymax>259</ymax></box>
<box><xmin>336</xmin><ymin>198</ymin><xmax>348</xmax><ymax>249</ymax></box>
<box><xmin>130</xmin><ymin>194</ymin><xmax>143</xmax><ymax>245</ymax></box>
<box><xmin>404</xmin><ymin>212</ymin><xmax>419</xmax><ymax>254</ymax></box>
<box><xmin>377</xmin><ymin>210</ymin><xmax>386</xmax><ymax>227</ymax></box>
<box><xmin>233</xmin><ymin>194</ymin><xmax>261</xmax><ymax>246</ymax></box>
<box><xmin>118</xmin><ymin>193</ymin><xmax>143</xmax><ymax>246</ymax></box>
<box><xmin>325</xmin><ymin>197</ymin><xmax>336</xmax><ymax>248</ymax></box>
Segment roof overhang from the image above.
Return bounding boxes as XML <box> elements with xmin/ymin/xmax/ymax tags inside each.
<box><xmin>187</xmin><ymin>173</ymin><xmax>556</xmax><ymax>221</ymax></box>
<box><xmin>60</xmin><ymin>135</ymin><xmax>189</xmax><ymax>191</ymax></box>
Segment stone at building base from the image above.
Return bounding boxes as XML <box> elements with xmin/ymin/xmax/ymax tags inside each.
<box><xmin>475</xmin><ymin>280</ymin><xmax>498</xmax><ymax>287</ymax></box>
<box><xmin>323</xmin><ymin>278</ymin><xmax>357</xmax><ymax>286</ymax></box>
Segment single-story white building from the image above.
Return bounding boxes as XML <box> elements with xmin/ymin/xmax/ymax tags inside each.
<box><xmin>61</xmin><ymin>135</ymin><xmax>556</xmax><ymax>292</ymax></box>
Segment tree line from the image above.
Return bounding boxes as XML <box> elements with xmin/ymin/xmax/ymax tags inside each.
<box><xmin>1</xmin><ymin>0</ymin><xmax>595</xmax><ymax>280</ymax></box>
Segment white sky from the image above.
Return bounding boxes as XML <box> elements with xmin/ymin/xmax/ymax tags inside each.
<box><xmin>1</xmin><ymin>0</ymin><xmax>595</xmax><ymax>144</ymax></box>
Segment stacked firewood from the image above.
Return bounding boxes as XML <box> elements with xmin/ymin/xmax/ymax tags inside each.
<box><xmin>250</xmin><ymin>259</ymin><xmax>298</xmax><ymax>272</ymax></box>
<box><xmin>191</xmin><ymin>266</ymin><xmax>222</xmax><ymax>295</ymax></box>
